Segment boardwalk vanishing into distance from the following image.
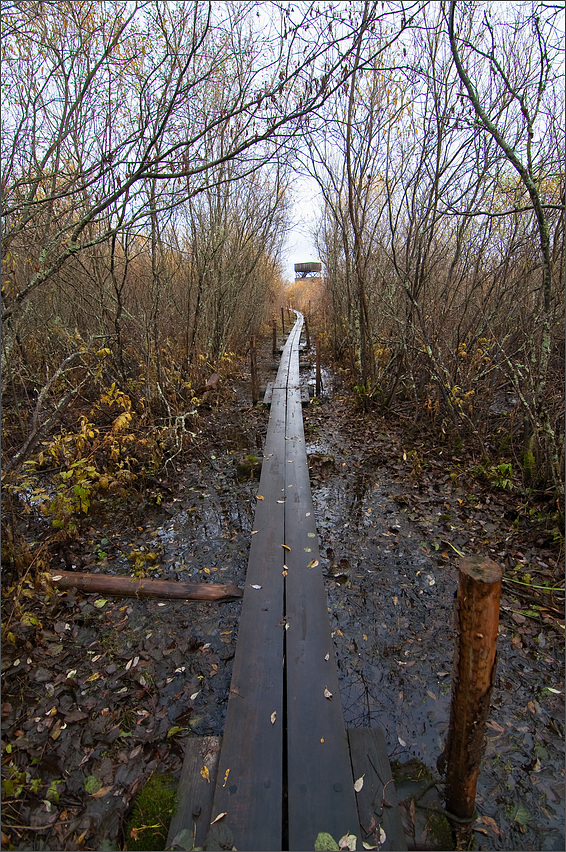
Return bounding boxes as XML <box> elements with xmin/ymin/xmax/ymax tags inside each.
<box><xmin>168</xmin><ymin>314</ymin><xmax>406</xmax><ymax>852</ymax></box>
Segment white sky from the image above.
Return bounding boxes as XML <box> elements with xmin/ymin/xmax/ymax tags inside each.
<box><xmin>282</xmin><ymin>176</ymin><xmax>321</xmax><ymax>282</ymax></box>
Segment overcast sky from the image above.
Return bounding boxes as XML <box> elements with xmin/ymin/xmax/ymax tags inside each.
<box><xmin>282</xmin><ymin>177</ymin><xmax>322</xmax><ymax>282</ymax></box>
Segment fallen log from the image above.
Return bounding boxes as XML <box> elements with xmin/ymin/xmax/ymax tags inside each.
<box><xmin>49</xmin><ymin>571</ymin><xmax>242</xmax><ymax>602</ymax></box>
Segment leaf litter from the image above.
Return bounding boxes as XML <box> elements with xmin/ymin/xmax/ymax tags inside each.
<box><xmin>1</xmin><ymin>348</ymin><xmax>563</xmax><ymax>852</ymax></box>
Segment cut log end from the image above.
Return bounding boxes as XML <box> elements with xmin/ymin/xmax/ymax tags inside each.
<box><xmin>458</xmin><ymin>556</ymin><xmax>502</xmax><ymax>585</ymax></box>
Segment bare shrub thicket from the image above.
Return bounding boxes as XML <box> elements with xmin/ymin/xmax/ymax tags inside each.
<box><xmin>312</xmin><ymin>2</ymin><xmax>564</xmax><ymax>505</ymax></box>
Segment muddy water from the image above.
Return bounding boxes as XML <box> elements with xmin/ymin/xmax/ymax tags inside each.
<box><xmin>301</xmin><ymin>393</ymin><xmax>564</xmax><ymax>851</ymax></box>
<box><xmin>113</xmin><ymin>355</ymin><xmax>563</xmax><ymax>850</ymax></box>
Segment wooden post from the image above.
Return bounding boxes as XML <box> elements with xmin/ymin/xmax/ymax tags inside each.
<box><xmin>250</xmin><ymin>336</ymin><xmax>259</xmax><ymax>405</ymax></box>
<box><xmin>439</xmin><ymin>556</ymin><xmax>502</xmax><ymax>823</ymax></box>
<box><xmin>315</xmin><ymin>334</ymin><xmax>322</xmax><ymax>396</ymax></box>
<box><xmin>272</xmin><ymin>318</ymin><xmax>277</xmax><ymax>357</ymax></box>
<box><xmin>281</xmin><ymin>306</ymin><xmax>285</xmax><ymax>335</ymax></box>
<box><xmin>304</xmin><ymin>316</ymin><xmax>310</xmax><ymax>350</ymax></box>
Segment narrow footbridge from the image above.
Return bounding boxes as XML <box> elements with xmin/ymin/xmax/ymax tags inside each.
<box><xmin>168</xmin><ymin>314</ymin><xmax>406</xmax><ymax>851</ymax></box>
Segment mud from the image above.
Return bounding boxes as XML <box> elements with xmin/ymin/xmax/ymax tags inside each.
<box><xmin>1</xmin><ymin>339</ymin><xmax>563</xmax><ymax>851</ymax></box>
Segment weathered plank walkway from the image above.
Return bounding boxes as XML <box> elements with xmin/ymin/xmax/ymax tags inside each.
<box><xmin>168</xmin><ymin>315</ymin><xmax>406</xmax><ymax>851</ymax></box>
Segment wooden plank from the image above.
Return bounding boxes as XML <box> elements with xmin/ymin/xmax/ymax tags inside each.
<box><xmin>206</xmin><ymin>389</ymin><xmax>286</xmax><ymax>851</ymax></box>
<box><xmin>166</xmin><ymin>736</ymin><xmax>221</xmax><ymax>851</ymax></box>
<box><xmin>263</xmin><ymin>380</ymin><xmax>275</xmax><ymax>406</ymax></box>
<box><xmin>347</xmin><ymin>728</ymin><xmax>408</xmax><ymax>851</ymax></box>
<box><xmin>205</xmin><ymin>324</ymin><xmax>303</xmax><ymax>851</ymax></box>
<box><xmin>284</xmin><ymin>329</ymin><xmax>360</xmax><ymax>851</ymax></box>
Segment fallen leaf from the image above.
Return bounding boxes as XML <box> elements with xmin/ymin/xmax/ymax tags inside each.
<box><xmin>251</xmin><ymin>584</ymin><xmax>262</xmax><ymax>590</ymax></box>
<box><xmin>251</xmin><ymin>530</ymin><xmax>259</xmax><ymax>535</ymax></box>
<box><xmin>256</xmin><ymin>494</ymin><xmax>264</xmax><ymax>500</ymax></box>
<box><xmin>167</xmin><ymin>725</ymin><xmax>184</xmax><ymax>738</ymax></box>
<box><xmin>282</xmin><ymin>544</ymin><xmax>291</xmax><ymax>551</ymax></box>
<box><xmin>271</xmin><ymin>711</ymin><xmax>277</xmax><ymax>725</ymax></box>
<box><xmin>94</xmin><ymin>599</ymin><xmax>107</xmax><ymax>608</ymax></box>
<box><xmin>338</xmin><ymin>833</ymin><xmax>357</xmax><ymax>850</ymax></box>
<box><xmin>307</xmin><ymin>559</ymin><xmax>319</xmax><ymax>568</ymax></box>
<box><xmin>324</xmin><ymin>653</ymin><xmax>330</xmax><ymax>661</ymax></box>
<box><xmin>201</xmin><ymin>766</ymin><xmax>210</xmax><ymax>782</ymax></box>
<box><xmin>50</xmin><ymin>719</ymin><xmax>63</xmax><ymax>740</ymax></box>
<box><xmin>363</xmin><ymin>828</ymin><xmax>385</xmax><ymax>849</ymax></box>
<box><xmin>314</xmin><ymin>832</ymin><xmax>339</xmax><ymax>851</ymax></box>
<box><xmin>223</xmin><ymin>769</ymin><xmax>230</xmax><ymax>787</ymax></box>
<box><xmin>477</xmin><ymin>815</ymin><xmax>502</xmax><ymax>835</ymax></box>
<box><xmin>324</xmin><ymin>687</ymin><xmax>333</xmax><ymax>700</ymax></box>
<box><xmin>354</xmin><ymin>774</ymin><xmax>365</xmax><ymax>792</ymax></box>
<box><xmin>91</xmin><ymin>784</ymin><xmax>114</xmax><ymax>799</ymax></box>
<box><xmin>210</xmin><ymin>812</ymin><xmax>227</xmax><ymax>825</ymax></box>
<box><xmin>398</xmin><ymin>736</ymin><xmax>406</xmax><ymax>746</ymax></box>
<box><xmin>84</xmin><ymin>775</ymin><xmax>101</xmax><ymax>795</ymax></box>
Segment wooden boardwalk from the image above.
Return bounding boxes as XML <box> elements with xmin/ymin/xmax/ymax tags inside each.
<box><xmin>168</xmin><ymin>315</ymin><xmax>406</xmax><ymax>851</ymax></box>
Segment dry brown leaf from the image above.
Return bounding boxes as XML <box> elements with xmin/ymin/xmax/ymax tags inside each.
<box><xmin>91</xmin><ymin>784</ymin><xmax>114</xmax><ymax>799</ymax></box>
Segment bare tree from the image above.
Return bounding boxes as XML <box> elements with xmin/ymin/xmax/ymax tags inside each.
<box><xmin>448</xmin><ymin>0</ymin><xmax>564</xmax><ymax>498</ymax></box>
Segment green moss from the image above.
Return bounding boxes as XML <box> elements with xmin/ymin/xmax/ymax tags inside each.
<box><xmin>126</xmin><ymin>773</ymin><xmax>177</xmax><ymax>851</ymax></box>
<box><xmin>426</xmin><ymin>808</ymin><xmax>454</xmax><ymax>850</ymax></box>
<box><xmin>523</xmin><ymin>450</ymin><xmax>535</xmax><ymax>482</ymax></box>
<box><xmin>390</xmin><ymin>758</ymin><xmax>433</xmax><ymax>784</ymax></box>
<box><xmin>236</xmin><ymin>454</ymin><xmax>262</xmax><ymax>481</ymax></box>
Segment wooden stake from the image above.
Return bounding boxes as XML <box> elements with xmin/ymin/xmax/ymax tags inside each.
<box><xmin>281</xmin><ymin>306</ymin><xmax>285</xmax><ymax>335</ymax></box>
<box><xmin>49</xmin><ymin>571</ymin><xmax>242</xmax><ymax>601</ymax></box>
<box><xmin>315</xmin><ymin>335</ymin><xmax>322</xmax><ymax>396</ymax></box>
<box><xmin>304</xmin><ymin>316</ymin><xmax>310</xmax><ymax>350</ymax></box>
<box><xmin>439</xmin><ymin>556</ymin><xmax>502</xmax><ymax>822</ymax></box>
<box><xmin>272</xmin><ymin>319</ymin><xmax>277</xmax><ymax>357</ymax></box>
<box><xmin>250</xmin><ymin>335</ymin><xmax>259</xmax><ymax>405</ymax></box>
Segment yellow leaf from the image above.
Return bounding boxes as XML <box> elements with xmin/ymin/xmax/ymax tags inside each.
<box><xmin>210</xmin><ymin>812</ymin><xmax>227</xmax><ymax>825</ymax></box>
<box><xmin>282</xmin><ymin>544</ymin><xmax>291</xmax><ymax>551</ymax></box>
<box><xmin>201</xmin><ymin>766</ymin><xmax>210</xmax><ymax>782</ymax></box>
<box><xmin>324</xmin><ymin>687</ymin><xmax>333</xmax><ymax>700</ymax></box>
<box><xmin>354</xmin><ymin>774</ymin><xmax>365</xmax><ymax>792</ymax></box>
<box><xmin>223</xmin><ymin>769</ymin><xmax>230</xmax><ymax>787</ymax></box>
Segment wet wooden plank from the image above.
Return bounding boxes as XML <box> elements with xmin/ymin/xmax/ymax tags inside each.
<box><xmin>205</xmin><ymin>323</ymin><xmax>303</xmax><ymax>851</ymax></box>
<box><xmin>284</xmin><ymin>363</ymin><xmax>360</xmax><ymax>850</ymax></box>
<box><xmin>166</xmin><ymin>736</ymin><xmax>221</xmax><ymax>851</ymax></box>
<box><xmin>347</xmin><ymin>728</ymin><xmax>407</xmax><ymax>851</ymax></box>
<box><xmin>206</xmin><ymin>389</ymin><xmax>286</xmax><ymax>851</ymax></box>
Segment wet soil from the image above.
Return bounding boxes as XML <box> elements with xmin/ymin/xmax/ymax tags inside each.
<box><xmin>1</xmin><ymin>340</ymin><xmax>564</xmax><ymax>851</ymax></box>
